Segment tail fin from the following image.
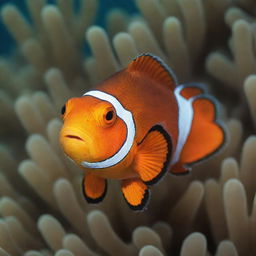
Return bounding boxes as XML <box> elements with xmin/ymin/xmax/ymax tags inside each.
<box><xmin>171</xmin><ymin>86</ymin><xmax>226</xmax><ymax>175</ymax></box>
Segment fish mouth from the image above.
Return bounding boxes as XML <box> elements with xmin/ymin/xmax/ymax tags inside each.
<box><xmin>65</xmin><ymin>135</ymin><xmax>84</xmax><ymax>141</ymax></box>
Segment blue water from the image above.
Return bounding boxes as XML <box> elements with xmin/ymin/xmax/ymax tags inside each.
<box><xmin>0</xmin><ymin>0</ymin><xmax>138</xmax><ymax>55</ymax></box>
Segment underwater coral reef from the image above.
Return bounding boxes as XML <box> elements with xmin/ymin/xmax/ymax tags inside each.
<box><xmin>0</xmin><ymin>0</ymin><xmax>256</xmax><ymax>255</ymax></box>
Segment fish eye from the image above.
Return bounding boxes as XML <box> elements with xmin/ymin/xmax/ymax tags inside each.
<box><xmin>106</xmin><ymin>110</ymin><xmax>114</xmax><ymax>121</ymax></box>
<box><xmin>61</xmin><ymin>105</ymin><xmax>66</xmax><ymax>115</ymax></box>
<box><xmin>103</xmin><ymin>108</ymin><xmax>116</xmax><ymax>126</ymax></box>
<box><xmin>94</xmin><ymin>102</ymin><xmax>116</xmax><ymax>126</ymax></box>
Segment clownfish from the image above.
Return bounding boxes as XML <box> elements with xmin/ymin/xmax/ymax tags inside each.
<box><xmin>60</xmin><ymin>54</ymin><xmax>225</xmax><ymax>211</ymax></box>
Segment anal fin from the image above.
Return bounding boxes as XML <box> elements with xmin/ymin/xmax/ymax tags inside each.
<box><xmin>171</xmin><ymin>162</ymin><xmax>191</xmax><ymax>175</ymax></box>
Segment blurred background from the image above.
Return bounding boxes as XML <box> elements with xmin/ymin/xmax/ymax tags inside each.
<box><xmin>0</xmin><ymin>0</ymin><xmax>138</xmax><ymax>55</ymax></box>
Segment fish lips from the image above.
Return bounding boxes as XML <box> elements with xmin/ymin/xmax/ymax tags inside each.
<box><xmin>65</xmin><ymin>134</ymin><xmax>84</xmax><ymax>141</ymax></box>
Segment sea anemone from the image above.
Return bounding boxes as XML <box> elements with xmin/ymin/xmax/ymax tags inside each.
<box><xmin>0</xmin><ymin>0</ymin><xmax>255</xmax><ymax>255</ymax></box>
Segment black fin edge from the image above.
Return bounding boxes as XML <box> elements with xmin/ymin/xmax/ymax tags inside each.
<box><xmin>138</xmin><ymin>124</ymin><xmax>173</xmax><ymax>186</ymax></box>
<box><xmin>82</xmin><ymin>175</ymin><xmax>108</xmax><ymax>204</ymax></box>
<box><xmin>123</xmin><ymin>188</ymin><xmax>151</xmax><ymax>212</ymax></box>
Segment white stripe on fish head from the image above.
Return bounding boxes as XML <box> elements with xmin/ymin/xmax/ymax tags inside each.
<box><xmin>81</xmin><ymin>90</ymin><xmax>136</xmax><ymax>169</ymax></box>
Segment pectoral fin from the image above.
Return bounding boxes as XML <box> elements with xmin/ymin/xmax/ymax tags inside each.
<box><xmin>134</xmin><ymin>125</ymin><xmax>172</xmax><ymax>185</ymax></box>
<box><xmin>121</xmin><ymin>178</ymin><xmax>149</xmax><ymax>211</ymax></box>
<box><xmin>82</xmin><ymin>173</ymin><xmax>107</xmax><ymax>203</ymax></box>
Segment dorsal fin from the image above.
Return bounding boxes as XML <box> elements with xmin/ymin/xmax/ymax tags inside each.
<box><xmin>127</xmin><ymin>53</ymin><xmax>178</xmax><ymax>90</ymax></box>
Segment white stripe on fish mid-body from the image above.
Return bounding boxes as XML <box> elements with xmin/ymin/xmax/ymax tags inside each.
<box><xmin>171</xmin><ymin>85</ymin><xmax>194</xmax><ymax>165</ymax></box>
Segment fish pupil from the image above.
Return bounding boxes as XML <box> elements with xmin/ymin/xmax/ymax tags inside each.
<box><xmin>61</xmin><ymin>105</ymin><xmax>66</xmax><ymax>115</ymax></box>
<box><xmin>106</xmin><ymin>110</ymin><xmax>113</xmax><ymax>121</ymax></box>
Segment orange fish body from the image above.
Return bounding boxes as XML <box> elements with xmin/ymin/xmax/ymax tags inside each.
<box><xmin>60</xmin><ymin>54</ymin><xmax>225</xmax><ymax>210</ymax></box>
